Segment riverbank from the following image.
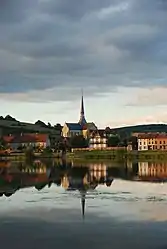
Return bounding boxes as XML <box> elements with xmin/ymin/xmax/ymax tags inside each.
<box><xmin>67</xmin><ymin>150</ymin><xmax>167</xmax><ymax>161</ymax></box>
<box><xmin>0</xmin><ymin>152</ymin><xmax>61</xmax><ymax>160</ymax></box>
<box><xmin>1</xmin><ymin>150</ymin><xmax>167</xmax><ymax>161</ymax></box>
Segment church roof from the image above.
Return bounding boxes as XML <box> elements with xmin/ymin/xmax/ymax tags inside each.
<box><xmin>66</xmin><ymin>123</ymin><xmax>82</xmax><ymax>130</ymax></box>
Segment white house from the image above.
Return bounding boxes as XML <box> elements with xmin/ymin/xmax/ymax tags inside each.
<box><xmin>138</xmin><ymin>136</ymin><xmax>148</xmax><ymax>151</ymax></box>
<box><xmin>89</xmin><ymin>130</ymin><xmax>107</xmax><ymax>149</ymax></box>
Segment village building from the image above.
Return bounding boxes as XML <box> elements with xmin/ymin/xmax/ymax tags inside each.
<box><xmin>3</xmin><ymin>133</ymin><xmax>50</xmax><ymax>150</ymax></box>
<box><xmin>89</xmin><ymin>129</ymin><xmax>107</xmax><ymax>149</ymax></box>
<box><xmin>61</xmin><ymin>93</ymin><xmax>97</xmax><ymax>139</ymax></box>
<box><xmin>138</xmin><ymin>133</ymin><xmax>167</xmax><ymax>151</ymax></box>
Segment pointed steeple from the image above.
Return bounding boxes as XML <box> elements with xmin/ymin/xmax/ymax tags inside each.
<box><xmin>79</xmin><ymin>89</ymin><xmax>87</xmax><ymax>126</ymax></box>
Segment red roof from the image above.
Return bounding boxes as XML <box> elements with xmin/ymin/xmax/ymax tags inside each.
<box><xmin>138</xmin><ymin>133</ymin><xmax>167</xmax><ymax>139</ymax></box>
<box><xmin>3</xmin><ymin>134</ymin><xmax>48</xmax><ymax>143</ymax></box>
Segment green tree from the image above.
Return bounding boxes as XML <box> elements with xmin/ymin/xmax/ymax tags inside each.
<box><xmin>0</xmin><ymin>138</ymin><xmax>7</xmax><ymax>149</ymax></box>
<box><xmin>70</xmin><ymin>135</ymin><xmax>88</xmax><ymax>148</ymax></box>
<box><xmin>107</xmin><ymin>136</ymin><xmax>120</xmax><ymax>147</ymax></box>
<box><xmin>48</xmin><ymin>122</ymin><xmax>52</xmax><ymax>127</ymax></box>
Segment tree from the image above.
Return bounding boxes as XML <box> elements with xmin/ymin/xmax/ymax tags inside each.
<box><xmin>0</xmin><ymin>138</ymin><xmax>7</xmax><ymax>149</ymax></box>
<box><xmin>5</xmin><ymin>115</ymin><xmax>17</xmax><ymax>121</ymax></box>
<box><xmin>107</xmin><ymin>136</ymin><xmax>120</xmax><ymax>147</ymax></box>
<box><xmin>70</xmin><ymin>135</ymin><xmax>88</xmax><ymax>148</ymax></box>
<box><xmin>48</xmin><ymin>122</ymin><xmax>52</xmax><ymax>127</ymax></box>
<box><xmin>54</xmin><ymin>123</ymin><xmax>62</xmax><ymax>131</ymax></box>
<box><xmin>35</xmin><ymin>120</ymin><xmax>47</xmax><ymax>127</ymax></box>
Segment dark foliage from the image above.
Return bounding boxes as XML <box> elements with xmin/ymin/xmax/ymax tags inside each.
<box><xmin>70</xmin><ymin>135</ymin><xmax>88</xmax><ymax>148</ymax></box>
<box><xmin>107</xmin><ymin>136</ymin><xmax>120</xmax><ymax>147</ymax></box>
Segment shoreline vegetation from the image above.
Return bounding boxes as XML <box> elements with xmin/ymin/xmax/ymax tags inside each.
<box><xmin>1</xmin><ymin>149</ymin><xmax>167</xmax><ymax>161</ymax></box>
<box><xmin>67</xmin><ymin>150</ymin><xmax>167</xmax><ymax>161</ymax></box>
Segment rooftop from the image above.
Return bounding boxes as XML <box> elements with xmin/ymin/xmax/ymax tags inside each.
<box><xmin>3</xmin><ymin>134</ymin><xmax>49</xmax><ymax>143</ymax></box>
<box><xmin>66</xmin><ymin>123</ymin><xmax>82</xmax><ymax>130</ymax></box>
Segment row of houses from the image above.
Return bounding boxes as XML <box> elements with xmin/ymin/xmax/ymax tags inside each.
<box><xmin>2</xmin><ymin>133</ymin><xmax>51</xmax><ymax>151</ymax></box>
<box><xmin>2</xmin><ymin>94</ymin><xmax>167</xmax><ymax>151</ymax></box>
<box><xmin>1</xmin><ymin>130</ymin><xmax>108</xmax><ymax>151</ymax></box>
<box><xmin>137</xmin><ymin>133</ymin><xmax>167</xmax><ymax>151</ymax></box>
<box><xmin>127</xmin><ymin>132</ymin><xmax>167</xmax><ymax>151</ymax></box>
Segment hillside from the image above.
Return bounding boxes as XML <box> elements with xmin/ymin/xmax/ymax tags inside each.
<box><xmin>110</xmin><ymin>124</ymin><xmax>167</xmax><ymax>138</ymax></box>
<box><xmin>0</xmin><ymin>115</ymin><xmax>62</xmax><ymax>136</ymax></box>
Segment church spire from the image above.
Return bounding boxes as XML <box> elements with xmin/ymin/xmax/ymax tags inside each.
<box><xmin>79</xmin><ymin>89</ymin><xmax>87</xmax><ymax>125</ymax></box>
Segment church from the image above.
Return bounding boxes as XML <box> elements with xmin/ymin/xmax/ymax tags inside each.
<box><xmin>61</xmin><ymin>94</ymin><xmax>108</xmax><ymax>149</ymax></box>
<box><xmin>61</xmin><ymin>94</ymin><xmax>97</xmax><ymax>138</ymax></box>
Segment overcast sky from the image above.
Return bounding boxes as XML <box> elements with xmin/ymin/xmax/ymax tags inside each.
<box><xmin>0</xmin><ymin>0</ymin><xmax>167</xmax><ymax>128</ymax></box>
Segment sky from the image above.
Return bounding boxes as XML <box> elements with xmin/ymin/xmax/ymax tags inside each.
<box><xmin>0</xmin><ymin>0</ymin><xmax>167</xmax><ymax>128</ymax></box>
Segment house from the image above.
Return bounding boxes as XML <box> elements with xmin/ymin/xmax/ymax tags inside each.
<box><xmin>82</xmin><ymin>122</ymin><xmax>97</xmax><ymax>139</ymax></box>
<box><xmin>89</xmin><ymin>130</ymin><xmax>107</xmax><ymax>149</ymax></box>
<box><xmin>138</xmin><ymin>133</ymin><xmax>167</xmax><ymax>151</ymax></box>
<box><xmin>127</xmin><ymin>136</ymin><xmax>138</xmax><ymax>151</ymax></box>
<box><xmin>3</xmin><ymin>133</ymin><xmax>50</xmax><ymax>150</ymax></box>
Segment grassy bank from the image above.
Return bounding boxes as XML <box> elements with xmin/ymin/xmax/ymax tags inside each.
<box><xmin>0</xmin><ymin>152</ymin><xmax>61</xmax><ymax>160</ymax></box>
<box><xmin>67</xmin><ymin>149</ymin><xmax>167</xmax><ymax>161</ymax></box>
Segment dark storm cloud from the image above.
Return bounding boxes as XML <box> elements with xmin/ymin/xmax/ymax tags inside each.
<box><xmin>0</xmin><ymin>0</ymin><xmax>37</xmax><ymax>23</ymax></box>
<box><xmin>40</xmin><ymin>0</ymin><xmax>112</xmax><ymax>20</ymax></box>
<box><xmin>0</xmin><ymin>0</ymin><xmax>167</xmax><ymax>101</ymax></box>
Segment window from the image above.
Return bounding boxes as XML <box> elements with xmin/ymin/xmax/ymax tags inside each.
<box><xmin>160</xmin><ymin>141</ymin><xmax>162</xmax><ymax>144</ymax></box>
<box><xmin>164</xmin><ymin>141</ymin><xmax>166</xmax><ymax>144</ymax></box>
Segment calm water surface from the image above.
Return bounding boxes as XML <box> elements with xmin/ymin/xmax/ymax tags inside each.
<box><xmin>0</xmin><ymin>159</ymin><xmax>167</xmax><ymax>249</ymax></box>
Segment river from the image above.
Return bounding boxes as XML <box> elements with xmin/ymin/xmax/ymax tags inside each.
<box><xmin>0</xmin><ymin>159</ymin><xmax>167</xmax><ymax>249</ymax></box>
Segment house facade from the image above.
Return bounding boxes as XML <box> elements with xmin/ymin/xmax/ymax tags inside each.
<box><xmin>3</xmin><ymin>133</ymin><xmax>50</xmax><ymax>150</ymax></box>
<box><xmin>89</xmin><ymin>130</ymin><xmax>107</xmax><ymax>149</ymax></box>
<box><xmin>61</xmin><ymin>123</ymin><xmax>82</xmax><ymax>138</ymax></box>
<box><xmin>138</xmin><ymin>133</ymin><xmax>167</xmax><ymax>151</ymax></box>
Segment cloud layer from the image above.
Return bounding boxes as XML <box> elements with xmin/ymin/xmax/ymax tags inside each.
<box><xmin>0</xmin><ymin>0</ymin><xmax>167</xmax><ymax>102</ymax></box>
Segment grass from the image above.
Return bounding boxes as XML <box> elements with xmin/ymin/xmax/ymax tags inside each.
<box><xmin>67</xmin><ymin>149</ymin><xmax>167</xmax><ymax>161</ymax></box>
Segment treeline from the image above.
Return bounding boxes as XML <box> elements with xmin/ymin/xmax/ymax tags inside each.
<box><xmin>111</xmin><ymin>124</ymin><xmax>167</xmax><ymax>138</ymax></box>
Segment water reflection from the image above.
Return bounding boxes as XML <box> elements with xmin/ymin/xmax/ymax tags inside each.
<box><xmin>1</xmin><ymin>160</ymin><xmax>167</xmax><ymax>249</ymax></box>
<box><xmin>1</xmin><ymin>160</ymin><xmax>167</xmax><ymax>198</ymax></box>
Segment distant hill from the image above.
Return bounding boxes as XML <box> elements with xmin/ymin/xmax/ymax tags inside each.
<box><xmin>0</xmin><ymin>115</ymin><xmax>62</xmax><ymax>136</ymax></box>
<box><xmin>110</xmin><ymin>124</ymin><xmax>167</xmax><ymax>138</ymax></box>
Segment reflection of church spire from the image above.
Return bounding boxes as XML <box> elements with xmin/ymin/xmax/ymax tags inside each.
<box><xmin>80</xmin><ymin>189</ymin><xmax>86</xmax><ymax>220</ymax></box>
<box><xmin>79</xmin><ymin>90</ymin><xmax>87</xmax><ymax>126</ymax></box>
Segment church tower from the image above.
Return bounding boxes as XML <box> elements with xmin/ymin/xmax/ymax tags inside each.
<box><xmin>79</xmin><ymin>90</ymin><xmax>87</xmax><ymax>126</ymax></box>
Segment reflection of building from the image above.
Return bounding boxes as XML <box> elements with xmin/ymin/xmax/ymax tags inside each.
<box><xmin>89</xmin><ymin>163</ymin><xmax>107</xmax><ymax>181</ymax></box>
<box><xmin>138</xmin><ymin>161</ymin><xmax>167</xmax><ymax>181</ymax></box>
<box><xmin>0</xmin><ymin>160</ymin><xmax>11</xmax><ymax>168</ymax></box>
